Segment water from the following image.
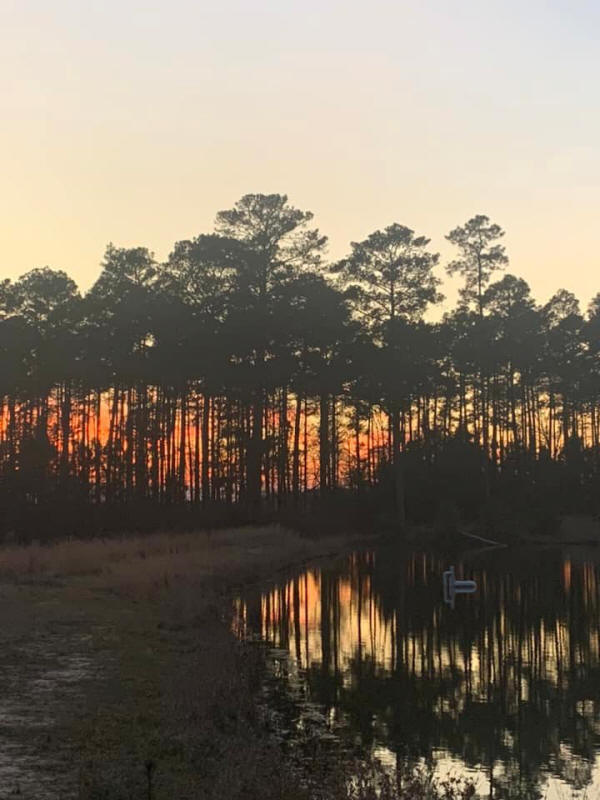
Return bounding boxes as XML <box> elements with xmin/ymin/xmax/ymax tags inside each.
<box><xmin>235</xmin><ymin>545</ymin><xmax>600</xmax><ymax>799</ymax></box>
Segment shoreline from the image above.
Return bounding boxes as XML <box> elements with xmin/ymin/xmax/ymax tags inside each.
<box><xmin>0</xmin><ymin>525</ymin><xmax>367</xmax><ymax>798</ymax></box>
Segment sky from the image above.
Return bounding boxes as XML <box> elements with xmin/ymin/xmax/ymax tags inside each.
<box><xmin>2</xmin><ymin>0</ymin><xmax>599</xmax><ymax>311</ymax></box>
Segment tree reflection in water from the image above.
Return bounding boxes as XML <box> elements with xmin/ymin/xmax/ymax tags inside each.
<box><xmin>234</xmin><ymin>547</ymin><xmax>600</xmax><ymax>798</ymax></box>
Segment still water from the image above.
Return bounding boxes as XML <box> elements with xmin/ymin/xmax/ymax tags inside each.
<box><xmin>235</xmin><ymin>546</ymin><xmax>600</xmax><ymax>799</ymax></box>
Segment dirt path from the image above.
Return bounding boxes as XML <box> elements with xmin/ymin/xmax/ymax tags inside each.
<box><xmin>0</xmin><ymin>583</ymin><xmax>115</xmax><ymax>798</ymax></box>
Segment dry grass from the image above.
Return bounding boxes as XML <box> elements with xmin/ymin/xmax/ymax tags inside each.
<box><xmin>0</xmin><ymin>525</ymin><xmax>341</xmax><ymax>597</ymax></box>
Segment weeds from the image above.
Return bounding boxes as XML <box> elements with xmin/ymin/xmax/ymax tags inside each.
<box><xmin>0</xmin><ymin>525</ymin><xmax>345</xmax><ymax>598</ymax></box>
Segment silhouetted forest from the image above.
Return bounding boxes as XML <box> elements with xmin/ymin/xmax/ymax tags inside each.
<box><xmin>2</xmin><ymin>193</ymin><xmax>599</xmax><ymax>537</ymax></box>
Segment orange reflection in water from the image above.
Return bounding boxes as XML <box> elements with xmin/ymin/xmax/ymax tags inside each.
<box><xmin>234</xmin><ymin>549</ymin><xmax>600</xmax><ymax>797</ymax></box>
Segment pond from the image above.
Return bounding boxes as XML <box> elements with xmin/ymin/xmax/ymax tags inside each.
<box><xmin>234</xmin><ymin>544</ymin><xmax>600</xmax><ymax>799</ymax></box>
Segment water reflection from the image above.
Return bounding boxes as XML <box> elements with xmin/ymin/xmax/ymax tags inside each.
<box><xmin>235</xmin><ymin>547</ymin><xmax>600</xmax><ymax>798</ymax></box>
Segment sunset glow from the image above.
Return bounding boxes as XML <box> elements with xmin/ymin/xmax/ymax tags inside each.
<box><xmin>3</xmin><ymin>1</ymin><xmax>600</xmax><ymax>308</ymax></box>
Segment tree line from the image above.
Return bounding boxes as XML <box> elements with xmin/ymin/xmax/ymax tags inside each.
<box><xmin>1</xmin><ymin>193</ymin><xmax>599</xmax><ymax>534</ymax></box>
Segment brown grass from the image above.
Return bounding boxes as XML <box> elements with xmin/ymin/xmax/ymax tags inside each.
<box><xmin>0</xmin><ymin>525</ymin><xmax>342</xmax><ymax>597</ymax></box>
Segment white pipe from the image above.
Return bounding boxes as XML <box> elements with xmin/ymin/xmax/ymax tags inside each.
<box><xmin>443</xmin><ymin>566</ymin><xmax>477</xmax><ymax>607</ymax></box>
<box><xmin>454</xmin><ymin>579</ymin><xmax>476</xmax><ymax>593</ymax></box>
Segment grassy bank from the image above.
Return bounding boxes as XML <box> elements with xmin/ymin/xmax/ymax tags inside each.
<box><xmin>0</xmin><ymin>525</ymin><xmax>346</xmax><ymax>593</ymax></box>
<box><xmin>0</xmin><ymin>526</ymin><xmax>348</xmax><ymax>798</ymax></box>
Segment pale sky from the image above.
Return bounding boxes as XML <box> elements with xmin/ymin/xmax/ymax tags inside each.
<box><xmin>2</xmin><ymin>0</ymin><xmax>599</xmax><ymax>310</ymax></box>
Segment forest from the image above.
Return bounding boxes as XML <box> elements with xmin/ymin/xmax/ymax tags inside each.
<box><xmin>1</xmin><ymin>193</ymin><xmax>598</xmax><ymax>538</ymax></box>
